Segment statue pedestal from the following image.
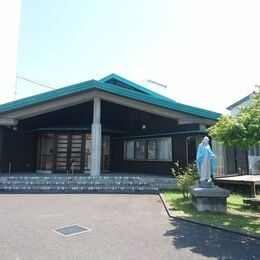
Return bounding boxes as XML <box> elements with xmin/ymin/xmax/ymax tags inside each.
<box><xmin>189</xmin><ymin>186</ymin><xmax>230</xmax><ymax>213</ymax></box>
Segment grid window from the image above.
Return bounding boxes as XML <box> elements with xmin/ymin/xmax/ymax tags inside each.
<box><xmin>147</xmin><ymin>139</ymin><xmax>157</xmax><ymax>160</ymax></box>
<box><xmin>125</xmin><ymin>140</ymin><xmax>134</xmax><ymax>160</ymax></box>
<box><xmin>134</xmin><ymin>139</ymin><xmax>145</xmax><ymax>160</ymax></box>
<box><xmin>124</xmin><ymin>137</ymin><xmax>172</xmax><ymax>161</ymax></box>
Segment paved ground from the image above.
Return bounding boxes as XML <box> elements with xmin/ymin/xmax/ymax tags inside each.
<box><xmin>0</xmin><ymin>194</ymin><xmax>259</xmax><ymax>260</ymax></box>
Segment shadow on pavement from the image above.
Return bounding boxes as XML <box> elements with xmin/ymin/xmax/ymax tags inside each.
<box><xmin>164</xmin><ymin>218</ymin><xmax>260</xmax><ymax>259</ymax></box>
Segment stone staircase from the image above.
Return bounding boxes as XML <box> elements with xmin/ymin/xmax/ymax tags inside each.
<box><xmin>0</xmin><ymin>175</ymin><xmax>159</xmax><ymax>194</ymax></box>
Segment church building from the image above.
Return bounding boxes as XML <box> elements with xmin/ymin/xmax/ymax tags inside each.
<box><xmin>0</xmin><ymin>74</ymin><xmax>230</xmax><ymax>176</ymax></box>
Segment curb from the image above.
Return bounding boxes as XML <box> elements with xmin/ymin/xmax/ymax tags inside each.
<box><xmin>158</xmin><ymin>193</ymin><xmax>260</xmax><ymax>241</ymax></box>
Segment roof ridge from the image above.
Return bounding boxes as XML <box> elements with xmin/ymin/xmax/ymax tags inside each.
<box><xmin>99</xmin><ymin>73</ymin><xmax>176</xmax><ymax>102</ymax></box>
<box><xmin>96</xmin><ymin>81</ymin><xmax>221</xmax><ymax>119</ymax></box>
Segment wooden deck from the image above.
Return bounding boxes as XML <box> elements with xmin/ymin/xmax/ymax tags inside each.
<box><xmin>214</xmin><ymin>175</ymin><xmax>260</xmax><ymax>197</ymax></box>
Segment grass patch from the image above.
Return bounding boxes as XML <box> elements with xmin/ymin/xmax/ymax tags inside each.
<box><xmin>161</xmin><ymin>189</ymin><xmax>260</xmax><ymax>234</ymax></box>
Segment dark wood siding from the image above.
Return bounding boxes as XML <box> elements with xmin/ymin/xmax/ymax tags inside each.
<box><xmin>0</xmin><ymin>126</ymin><xmax>3</xmax><ymax>173</ymax></box>
<box><xmin>110</xmin><ymin>134</ymin><xmax>198</xmax><ymax>175</ymax></box>
<box><xmin>101</xmin><ymin>100</ymin><xmax>199</xmax><ymax>135</ymax></box>
<box><xmin>172</xmin><ymin>136</ymin><xmax>187</xmax><ymax>167</ymax></box>
<box><xmin>18</xmin><ymin>101</ymin><xmax>93</xmax><ymax>130</ymax></box>
<box><xmin>235</xmin><ymin>149</ymin><xmax>248</xmax><ymax>174</ymax></box>
<box><xmin>1</xmin><ymin>127</ymin><xmax>36</xmax><ymax>172</ymax></box>
<box><xmin>110</xmin><ymin>138</ymin><xmax>173</xmax><ymax>174</ymax></box>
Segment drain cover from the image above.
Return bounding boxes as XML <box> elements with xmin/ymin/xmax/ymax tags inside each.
<box><xmin>54</xmin><ymin>224</ymin><xmax>92</xmax><ymax>237</ymax></box>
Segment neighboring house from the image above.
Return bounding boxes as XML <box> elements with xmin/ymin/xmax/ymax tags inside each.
<box><xmin>0</xmin><ymin>73</ymin><xmax>229</xmax><ymax>176</ymax></box>
<box><xmin>227</xmin><ymin>92</ymin><xmax>260</xmax><ymax>175</ymax></box>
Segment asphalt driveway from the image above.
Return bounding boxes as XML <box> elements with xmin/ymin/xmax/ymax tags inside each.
<box><xmin>0</xmin><ymin>194</ymin><xmax>259</xmax><ymax>260</ymax></box>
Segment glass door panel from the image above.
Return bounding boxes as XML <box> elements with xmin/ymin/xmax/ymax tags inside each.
<box><xmin>37</xmin><ymin>134</ymin><xmax>54</xmax><ymax>170</ymax></box>
<box><xmin>102</xmin><ymin>135</ymin><xmax>110</xmax><ymax>170</ymax></box>
<box><xmin>56</xmin><ymin>135</ymin><xmax>69</xmax><ymax>171</ymax></box>
<box><xmin>84</xmin><ymin>134</ymin><xmax>91</xmax><ymax>171</ymax></box>
<box><xmin>70</xmin><ymin>135</ymin><xmax>83</xmax><ymax>171</ymax></box>
<box><xmin>84</xmin><ymin>134</ymin><xmax>110</xmax><ymax>171</ymax></box>
<box><xmin>54</xmin><ymin>134</ymin><xmax>84</xmax><ymax>173</ymax></box>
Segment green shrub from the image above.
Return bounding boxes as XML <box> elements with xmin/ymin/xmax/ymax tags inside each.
<box><xmin>171</xmin><ymin>161</ymin><xmax>198</xmax><ymax>198</ymax></box>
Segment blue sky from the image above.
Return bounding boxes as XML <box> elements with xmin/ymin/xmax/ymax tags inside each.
<box><xmin>16</xmin><ymin>0</ymin><xmax>260</xmax><ymax>113</ymax></box>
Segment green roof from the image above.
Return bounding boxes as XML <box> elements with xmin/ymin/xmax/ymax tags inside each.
<box><xmin>100</xmin><ymin>73</ymin><xmax>175</xmax><ymax>102</ymax></box>
<box><xmin>0</xmin><ymin>74</ymin><xmax>221</xmax><ymax>120</ymax></box>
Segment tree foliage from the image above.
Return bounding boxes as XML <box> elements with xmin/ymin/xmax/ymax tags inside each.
<box><xmin>208</xmin><ymin>87</ymin><xmax>260</xmax><ymax>149</ymax></box>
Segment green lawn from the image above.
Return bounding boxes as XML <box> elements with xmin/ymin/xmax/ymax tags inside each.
<box><xmin>161</xmin><ymin>189</ymin><xmax>260</xmax><ymax>234</ymax></box>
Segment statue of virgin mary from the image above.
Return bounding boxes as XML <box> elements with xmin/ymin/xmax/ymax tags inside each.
<box><xmin>196</xmin><ymin>136</ymin><xmax>216</xmax><ymax>187</ymax></box>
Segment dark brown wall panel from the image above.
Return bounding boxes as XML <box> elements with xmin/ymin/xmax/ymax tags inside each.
<box><xmin>172</xmin><ymin>137</ymin><xmax>187</xmax><ymax>167</ymax></box>
<box><xmin>0</xmin><ymin>126</ymin><xmax>3</xmax><ymax>172</ymax></box>
<box><xmin>1</xmin><ymin>128</ymin><xmax>36</xmax><ymax>172</ymax></box>
<box><xmin>235</xmin><ymin>149</ymin><xmax>248</xmax><ymax>174</ymax></box>
<box><xmin>110</xmin><ymin>135</ymin><xmax>191</xmax><ymax>175</ymax></box>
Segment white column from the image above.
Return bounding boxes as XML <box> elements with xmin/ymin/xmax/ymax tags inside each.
<box><xmin>90</xmin><ymin>97</ymin><xmax>102</xmax><ymax>176</ymax></box>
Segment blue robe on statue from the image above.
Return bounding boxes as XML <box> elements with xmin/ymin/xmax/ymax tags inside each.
<box><xmin>196</xmin><ymin>143</ymin><xmax>216</xmax><ymax>178</ymax></box>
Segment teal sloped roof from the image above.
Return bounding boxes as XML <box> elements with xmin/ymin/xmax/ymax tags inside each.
<box><xmin>100</xmin><ymin>73</ymin><xmax>175</xmax><ymax>102</ymax></box>
<box><xmin>0</xmin><ymin>79</ymin><xmax>97</xmax><ymax>113</ymax></box>
<box><xmin>0</xmin><ymin>74</ymin><xmax>221</xmax><ymax>120</ymax></box>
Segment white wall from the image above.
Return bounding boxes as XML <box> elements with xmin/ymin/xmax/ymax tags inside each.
<box><xmin>138</xmin><ymin>80</ymin><xmax>169</xmax><ymax>98</ymax></box>
<box><xmin>230</xmin><ymin>98</ymin><xmax>252</xmax><ymax>116</ymax></box>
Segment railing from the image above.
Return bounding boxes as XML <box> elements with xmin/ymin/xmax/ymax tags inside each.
<box><xmin>66</xmin><ymin>159</ymin><xmax>76</xmax><ymax>178</ymax></box>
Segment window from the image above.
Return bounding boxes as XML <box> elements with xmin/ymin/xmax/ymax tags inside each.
<box><xmin>135</xmin><ymin>139</ymin><xmax>145</xmax><ymax>160</ymax></box>
<box><xmin>147</xmin><ymin>139</ymin><xmax>156</xmax><ymax>160</ymax></box>
<box><xmin>37</xmin><ymin>134</ymin><xmax>54</xmax><ymax>170</ymax></box>
<box><xmin>124</xmin><ymin>137</ymin><xmax>172</xmax><ymax>161</ymax></box>
<box><xmin>249</xmin><ymin>144</ymin><xmax>260</xmax><ymax>156</ymax></box>
<box><xmin>157</xmin><ymin>138</ymin><xmax>172</xmax><ymax>161</ymax></box>
<box><xmin>125</xmin><ymin>140</ymin><xmax>134</xmax><ymax>160</ymax></box>
<box><xmin>211</xmin><ymin>140</ymin><xmax>225</xmax><ymax>175</ymax></box>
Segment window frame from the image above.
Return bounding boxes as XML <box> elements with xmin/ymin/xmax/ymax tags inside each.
<box><xmin>147</xmin><ymin>139</ymin><xmax>157</xmax><ymax>160</ymax></box>
<box><xmin>134</xmin><ymin>139</ymin><xmax>145</xmax><ymax>161</ymax></box>
<box><xmin>124</xmin><ymin>137</ymin><xmax>172</xmax><ymax>162</ymax></box>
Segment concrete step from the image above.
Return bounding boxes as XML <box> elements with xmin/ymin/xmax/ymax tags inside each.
<box><xmin>0</xmin><ymin>185</ymin><xmax>158</xmax><ymax>193</ymax></box>
<box><xmin>0</xmin><ymin>176</ymin><xmax>141</xmax><ymax>181</ymax></box>
<box><xmin>0</xmin><ymin>181</ymin><xmax>148</xmax><ymax>185</ymax></box>
<box><xmin>0</xmin><ymin>176</ymin><xmax>159</xmax><ymax>193</ymax></box>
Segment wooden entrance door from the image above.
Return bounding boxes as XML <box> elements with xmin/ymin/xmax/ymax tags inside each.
<box><xmin>53</xmin><ymin>134</ymin><xmax>85</xmax><ymax>173</ymax></box>
<box><xmin>37</xmin><ymin>133</ymin><xmax>110</xmax><ymax>173</ymax></box>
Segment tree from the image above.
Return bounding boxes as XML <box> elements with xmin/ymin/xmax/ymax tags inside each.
<box><xmin>208</xmin><ymin>87</ymin><xmax>260</xmax><ymax>149</ymax></box>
